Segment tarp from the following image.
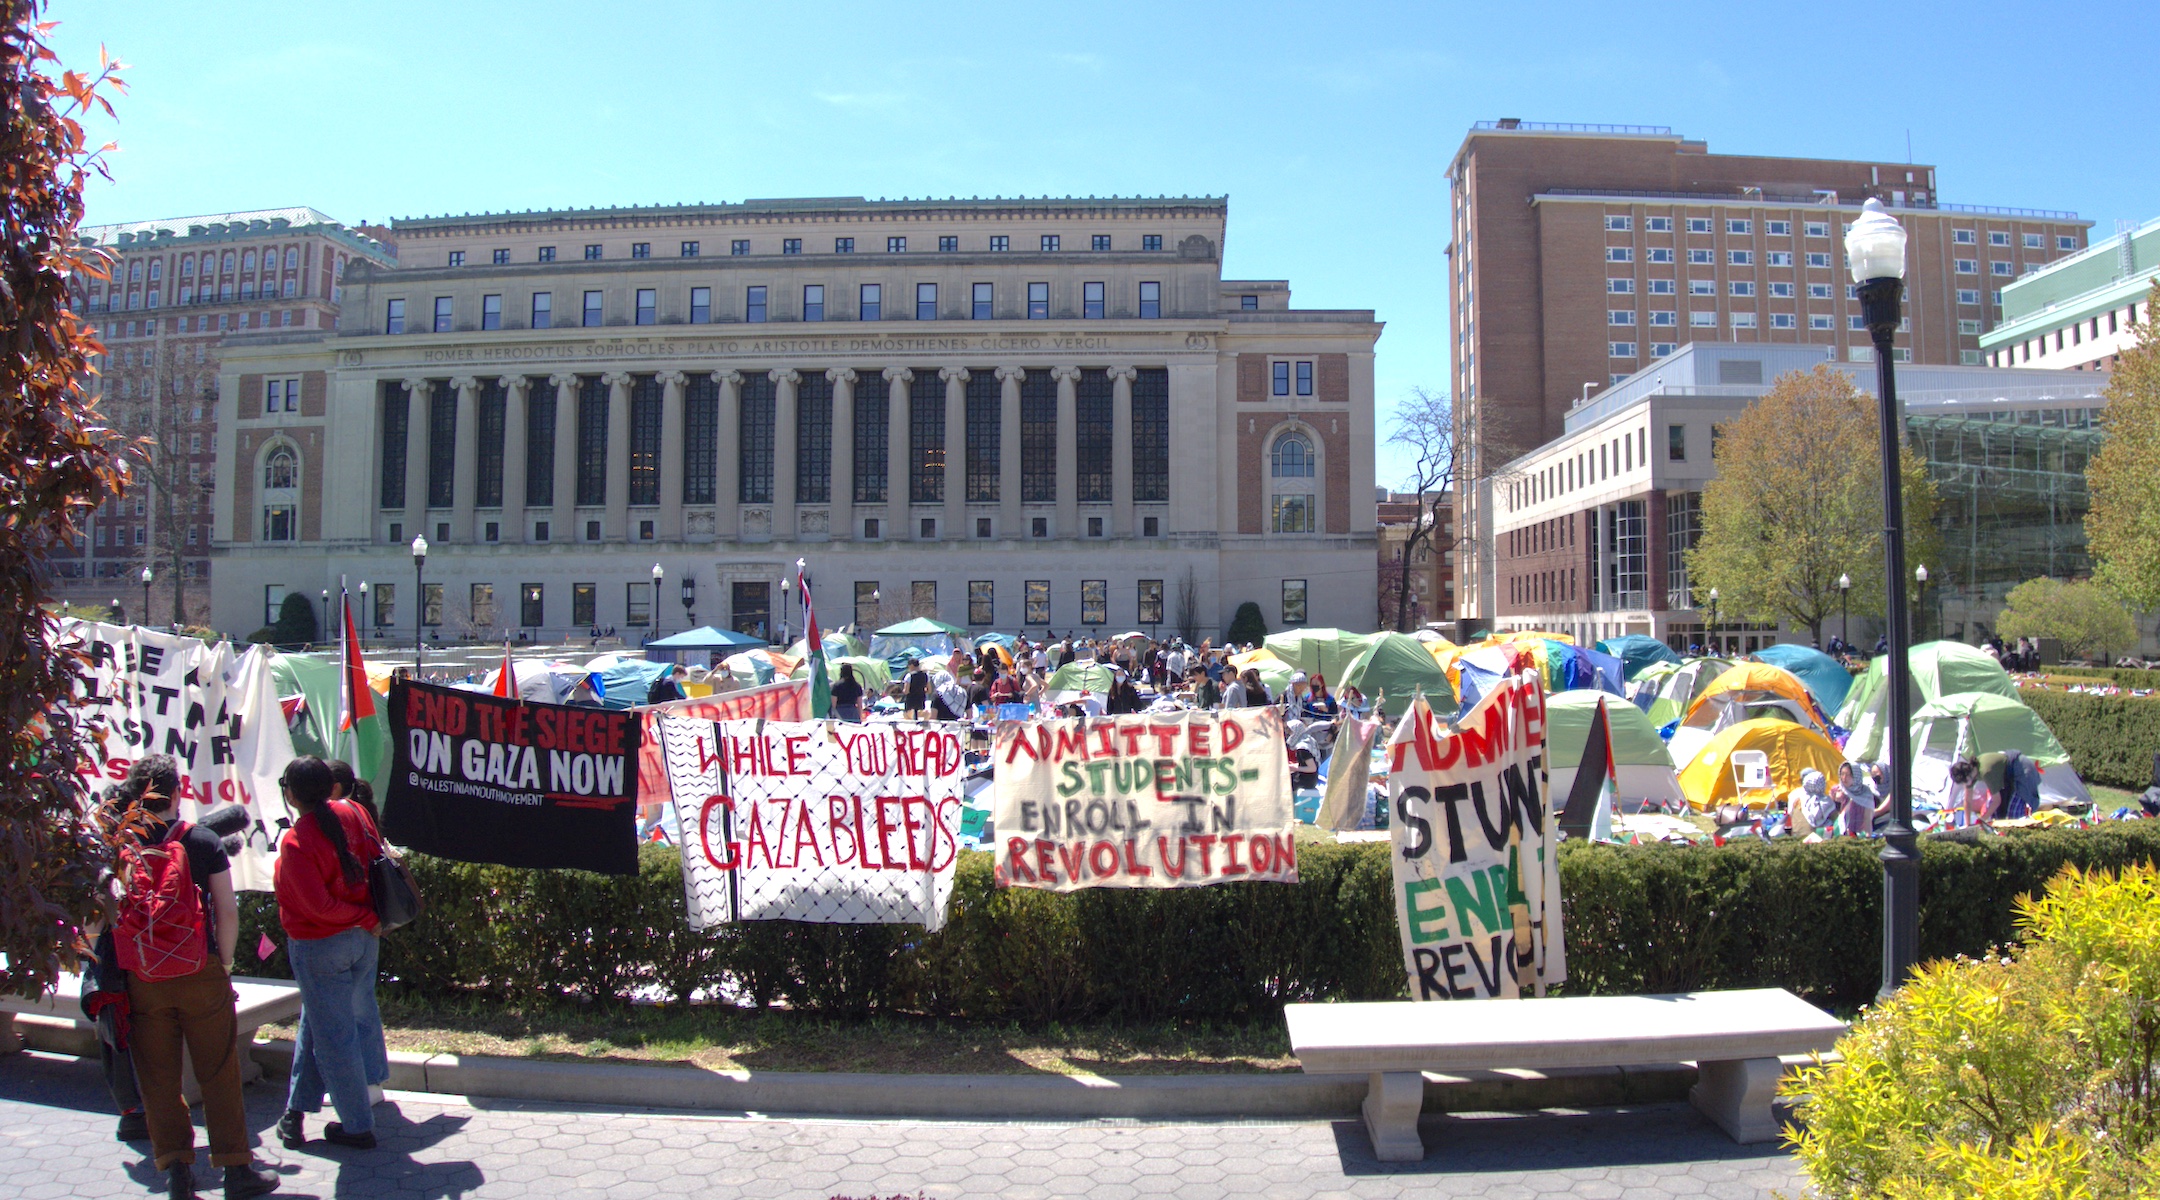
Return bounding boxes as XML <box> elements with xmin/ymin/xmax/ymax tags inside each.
<box><xmin>1341</xmin><ymin>632</ymin><xmax>1456</xmax><ymax>711</ymax></box>
<box><xmin>1750</xmin><ymin>644</ymin><xmax>1855</xmax><ymax>718</ymax></box>
<box><xmin>1262</xmin><ymin>628</ymin><xmax>1378</xmax><ymax>683</ymax></box>
<box><xmin>1597</xmin><ymin>634</ymin><xmax>1682</xmax><ymax>681</ymax></box>
<box><xmin>1837</xmin><ymin>641</ymin><xmax>2019</xmax><ymax>762</ymax></box>
<box><xmin>1545</xmin><ymin>691</ymin><xmax>1682</xmax><ymax>812</ymax></box>
<box><xmin>869</xmin><ymin>617</ymin><xmax>964</xmax><ymax>662</ymax></box>
<box><xmin>647</xmin><ymin>625</ymin><xmax>767</xmax><ymax>651</ymax></box>
<box><xmin>1675</xmin><ymin>718</ymin><xmax>1846</xmax><ymax>811</ymax></box>
<box><xmin>722</xmin><ymin>648</ymin><xmax>800</xmax><ymax>686</ymax></box>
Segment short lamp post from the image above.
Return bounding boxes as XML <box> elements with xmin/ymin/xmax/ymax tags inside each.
<box><xmin>1848</xmin><ymin>196</ymin><xmax>1918</xmax><ymax>1002</ymax></box>
<box><xmin>1706</xmin><ymin>587</ymin><xmax>1720</xmax><ymax>655</ymax></box>
<box><xmin>1914</xmin><ymin>565</ymin><xmax>1930</xmax><ymax>640</ymax></box>
<box><xmin>650</xmin><ymin>563</ymin><xmax>665</xmax><ymax>640</ymax></box>
<box><xmin>359</xmin><ymin>580</ymin><xmax>370</xmax><ymax>641</ymax></box>
<box><xmin>1838</xmin><ymin>573</ymin><xmax>1852</xmax><ymax>651</ymax></box>
<box><xmin>140</xmin><ymin>566</ymin><xmax>153</xmax><ymax>627</ymax></box>
<box><xmin>321</xmin><ymin>589</ymin><xmax>330</xmax><ymax>644</ymax></box>
<box><xmin>411</xmin><ymin>534</ymin><xmax>429</xmax><ymax>671</ymax></box>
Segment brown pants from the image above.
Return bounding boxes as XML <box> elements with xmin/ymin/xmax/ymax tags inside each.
<box><xmin>127</xmin><ymin>960</ymin><xmax>252</xmax><ymax>1169</ymax></box>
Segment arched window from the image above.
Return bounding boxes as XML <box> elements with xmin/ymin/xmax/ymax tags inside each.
<box><xmin>284</xmin><ymin>248</ymin><xmax>298</xmax><ymax>269</ymax></box>
<box><xmin>1271</xmin><ymin>431</ymin><xmax>1316</xmax><ymax>478</ymax></box>
<box><xmin>180</xmin><ymin>257</ymin><xmax>193</xmax><ymax>277</ymax></box>
<box><xmin>221</xmin><ymin>251</ymin><xmax>234</xmax><ymax>271</ymax></box>
<box><xmin>241</xmin><ymin>250</ymin><xmax>255</xmax><ymax>270</ymax></box>
<box><xmin>264</xmin><ymin>448</ymin><xmax>296</xmax><ymax>490</ymax></box>
<box><xmin>148</xmin><ymin>261</ymin><xmax>161</xmax><ymax>280</ymax></box>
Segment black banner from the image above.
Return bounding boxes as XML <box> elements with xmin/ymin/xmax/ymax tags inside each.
<box><xmin>384</xmin><ymin>679</ymin><xmax>640</xmax><ymax>875</ymax></box>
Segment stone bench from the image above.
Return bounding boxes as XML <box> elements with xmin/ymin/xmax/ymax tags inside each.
<box><xmin>1285</xmin><ymin>988</ymin><xmax>1846</xmax><ymax>1161</ymax></box>
<box><xmin>2</xmin><ymin>972</ymin><xmax>302</xmax><ymax>1097</ymax></box>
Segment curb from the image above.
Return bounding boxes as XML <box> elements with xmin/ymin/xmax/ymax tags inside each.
<box><xmin>16</xmin><ymin>1015</ymin><xmax>1716</xmax><ymax>1122</ymax></box>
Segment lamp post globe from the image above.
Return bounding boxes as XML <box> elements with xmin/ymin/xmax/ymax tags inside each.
<box><xmin>360</xmin><ymin>580</ymin><xmax>370</xmax><ymax>640</ymax></box>
<box><xmin>140</xmin><ymin>565</ymin><xmax>153</xmax><ymax>626</ymax></box>
<box><xmin>411</xmin><ymin>534</ymin><xmax>429</xmax><ymax>671</ymax></box>
<box><xmin>651</xmin><ymin>563</ymin><xmax>665</xmax><ymax>638</ymax></box>
<box><xmin>1848</xmin><ymin>195</ymin><xmax>1919</xmax><ymax>1002</ymax></box>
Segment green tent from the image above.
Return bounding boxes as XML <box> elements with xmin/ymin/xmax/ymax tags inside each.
<box><xmin>1045</xmin><ymin>661</ymin><xmax>1118</xmax><ymax>699</ymax></box>
<box><xmin>1262</xmin><ymin>628</ymin><xmax>1378</xmax><ymax>683</ymax></box>
<box><xmin>1642</xmin><ymin>657</ymin><xmax>1734</xmax><ymax>728</ymax></box>
<box><xmin>1839</xmin><ymin>641</ymin><xmax>2018</xmax><ymax>761</ymax></box>
<box><xmin>1596</xmin><ymin>634</ymin><xmax>1682</xmax><ymax>681</ymax></box>
<box><xmin>1341</xmin><ymin>632</ymin><xmax>1454</xmax><ymax>711</ymax></box>
<box><xmin>1910</xmin><ymin>691</ymin><xmax>2071</xmax><ymax>766</ymax></box>
<box><xmin>269</xmin><ymin>652</ymin><xmax>391</xmax><ymax>791</ymax></box>
<box><xmin>794</xmin><ymin>654</ymin><xmax>891</xmax><ymax>693</ymax></box>
<box><xmin>1544</xmin><ymin>691</ymin><xmax>1683</xmax><ymax>809</ymax></box>
<box><xmin>875</xmin><ymin>616</ymin><xmax>968</xmax><ymax>637</ymax></box>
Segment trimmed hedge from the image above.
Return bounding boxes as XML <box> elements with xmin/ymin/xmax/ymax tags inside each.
<box><xmin>2021</xmin><ymin>689</ymin><xmax>2160</xmax><ymax>791</ymax></box>
<box><xmin>2035</xmin><ymin>664</ymin><xmax>2160</xmax><ymax>690</ymax></box>
<box><xmin>236</xmin><ymin>824</ymin><xmax>2160</xmax><ymax>1021</ymax></box>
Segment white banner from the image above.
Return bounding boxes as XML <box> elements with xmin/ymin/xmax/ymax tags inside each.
<box><xmin>64</xmin><ymin>621</ymin><xmax>298</xmax><ymax>892</ymax></box>
<box><xmin>1387</xmin><ymin>673</ymin><xmax>1565</xmax><ymax>1000</ymax></box>
<box><xmin>990</xmin><ymin>710</ymin><xmax>1296</xmax><ymax>890</ymax></box>
<box><xmin>658</xmin><ymin>716</ymin><xmax>967</xmax><ymax>932</ymax></box>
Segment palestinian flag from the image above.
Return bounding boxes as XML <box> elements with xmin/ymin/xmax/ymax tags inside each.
<box><xmin>797</xmin><ymin>560</ymin><xmax>831</xmax><ymax>719</ymax></box>
<box><xmin>336</xmin><ymin>589</ymin><xmax>392</xmax><ymax>787</ymax></box>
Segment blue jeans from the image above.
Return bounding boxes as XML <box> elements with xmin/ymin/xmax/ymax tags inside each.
<box><xmin>286</xmin><ymin>927</ymin><xmax>380</xmax><ymax>1132</ymax></box>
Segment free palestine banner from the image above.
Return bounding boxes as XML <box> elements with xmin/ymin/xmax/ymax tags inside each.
<box><xmin>1387</xmin><ymin>674</ymin><xmax>1565</xmax><ymax>1000</ymax></box>
<box><xmin>383</xmin><ymin>679</ymin><xmax>640</xmax><ymax>875</ymax></box>
<box><xmin>64</xmin><ymin>620</ymin><xmax>296</xmax><ymax>891</ymax></box>
<box><xmin>659</xmin><ymin>717</ymin><xmax>968</xmax><ymax>931</ymax></box>
<box><xmin>990</xmin><ymin>709</ymin><xmax>1296</xmax><ymax>890</ymax></box>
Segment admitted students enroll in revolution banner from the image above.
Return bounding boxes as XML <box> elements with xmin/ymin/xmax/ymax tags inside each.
<box><xmin>383</xmin><ymin>679</ymin><xmax>641</xmax><ymax>875</ymax></box>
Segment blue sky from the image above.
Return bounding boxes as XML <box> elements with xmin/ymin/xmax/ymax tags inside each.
<box><xmin>51</xmin><ymin>0</ymin><xmax>2159</xmax><ymax>485</ymax></box>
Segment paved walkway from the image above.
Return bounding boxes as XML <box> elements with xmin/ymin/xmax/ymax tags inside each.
<box><xmin>3</xmin><ymin>1051</ymin><xmax>1805</xmax><ymax>1199</ymax></box>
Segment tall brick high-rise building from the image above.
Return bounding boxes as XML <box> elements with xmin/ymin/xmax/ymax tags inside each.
<box><xmin>1445</xmin><ymin>121</ymin><xmax>2091</xmax><ymax>623</ymax></box>
<box><xmin>66</xmin><ymin>208</ymin><xmax>395</xmax><ymax>625</ymax></box>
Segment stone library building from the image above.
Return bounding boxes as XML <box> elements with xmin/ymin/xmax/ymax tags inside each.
<box><xmin>208</xmin><ymin>196</ymin><xmax>1382</xmax><ymax>644</ymax></box>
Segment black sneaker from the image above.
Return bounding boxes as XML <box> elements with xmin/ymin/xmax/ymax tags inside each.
<box><xmin>222</xmin><ymin>1162</ymin><xmax>280</xmax><ymax>1199</ymax></box>
<box><xmin>116</xmin><ymin>1109</ymin><xmax>149</xmax><ymax>1141</ymax></box>
<box><xmin>321</xmin><ymin>1122</ymin><xmax>376</xmax><ymax>1150</ymax></box>
<box><xmin>166</xmin><ymin>1163</ymin><xmax>196</xmax><ymax>1200</ymax></box>
<box><xmin>275</xmin><ymin>1110</ymin><xmax>306</xmax><ymax>1149</ymax></box>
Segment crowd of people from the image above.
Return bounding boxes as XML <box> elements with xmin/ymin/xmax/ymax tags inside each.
<box><xmin>90</xmin><ymin>753</ymin><xmax>392</xmax><ymax>1199</ymax></box>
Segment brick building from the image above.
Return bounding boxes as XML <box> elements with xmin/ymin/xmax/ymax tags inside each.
<box><xmin>67</xmin><ymin>208</ymin><xmax>394</xmax><ymax>625</ymax></box>
<box><xmin>1445</xmin><ymin>120</ymin><xmax>2092</xmax><ymax>624</ymax></box>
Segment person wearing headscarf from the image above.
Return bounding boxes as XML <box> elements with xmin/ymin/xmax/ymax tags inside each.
<box><xmin>1791</xmin><ymin>768</ymin><xmax>1840</xmax><ymax>836</ymax></box>
<box><xmin>1832</xmin><ymin>762</ymin><xmax>1877</xmax><ymax>836</ymax></box>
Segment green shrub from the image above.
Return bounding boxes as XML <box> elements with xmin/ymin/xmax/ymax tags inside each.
<box><xmin>238</xmin><ymin>824</ymin><xmax>2160</xmax><ymax>1023</ymax></box>
<box><xmin>1785</xmin><ymin>861</ymin><xmax>2160</xmax><ymax>1199</ymax></box>
<box><xmin>1225</xmin><ymin>601</ymin><xmax>1267</xmax><ymax>647</ymax></box>
<box><xmin>2022</xmin><ymin>688</ymin><xmax>2160</xmax><ymax>791</ymax></box>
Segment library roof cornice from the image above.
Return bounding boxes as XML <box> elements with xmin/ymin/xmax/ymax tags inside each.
<box><xmin>393</xmin><ymin>196</ymin><xmax>1230</xmax><ymax>235</ymax></box>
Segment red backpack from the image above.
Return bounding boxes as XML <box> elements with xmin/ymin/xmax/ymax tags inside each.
<box><xmin>115</xmin><ymin>822</ymin><xmax>209</xmax><ymax>982</ymax></box>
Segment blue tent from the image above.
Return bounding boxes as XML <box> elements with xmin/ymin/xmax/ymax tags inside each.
<box><xmin>1596</xmin><ymin>634</ymin><xmax>1683</xmax><ymax>681</ymax></box>
<box><xmin>646</xmin><ymin>625</ymin><xmax>765</xmax><ymax>651</ymax></box>
<box><xmin>1751</xmin><ymin>644</ymin><xmax>1854</xmax><ymax>718</ymax></box>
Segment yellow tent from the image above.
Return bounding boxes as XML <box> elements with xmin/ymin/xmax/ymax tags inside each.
<box><xmin>1676</xmin><ymin>718</ymin><xmax>1846</xmax><ymax>811</ymax></box>
<box><xmin>1229</xmin><ymin>647</ymin><xmax>1287</xmax><ymax>670</ymax></box>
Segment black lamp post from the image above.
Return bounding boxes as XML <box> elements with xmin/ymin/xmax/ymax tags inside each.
<box><xmin>140</xmin><ymin>565</ymin><xmax>153</xmax><ymax>627</ymax></box>
<box><xmin>321</xmin><ymin>588</ymin><xmax>330</xmax><ymax>645</ymax></box>
<box><xmin>411</xmin><ymin>534</ymin><xmax>428</xmax><ymax>672</ymax></box>
<box><xmin>651</xmin><ymin>562</ymin><xmax>665</xmax><ymax>640</ymax></box>
<box><xmin>1838</xmin><ymin>573</ymin><xmax>1851</xmax><ymax>652</ymax></box>
<box><xmin>1706</xmin><ymin>587</ymin><xmax>1720</xmax><ymax>655</ymax></box>
<box><xmin>111</xmin><ymin>597</ymin><xmax>122</xmax><ymax>625</ymax></box>
<box><xmin>779</xmin><ymin>572</ymin><xmax>792</xmax><ymax>645</ymax></box>
<box><xmin>1915</xmin><ymin>564</ymin><xmax>1930</xmax><ymax>641</ymax></box>
<box><xmin>359</xmin><ymin>580</ymin><xmax>370</xmax><ymax>641</ymax></box>
<box><xmin>681</xmin><ymin>574</ymin><xmax>696</xmax><ymax>630</ymax></box>
<box><xmin>1849</xmin><ymin>196</ymin><xmax>1918</xmax><ymax>1001</ymax></box>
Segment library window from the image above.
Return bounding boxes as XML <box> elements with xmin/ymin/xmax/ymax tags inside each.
<box><xmin>1142</xmin><ymin>234</ymin><xmax>1162</xmax><ymax>251</ymax></box>
<box><xmin>1139</xmin><ymin>281</ymin><xmax>1161</xmax><ymax>318</ymax></box>
<box><xmin>690</xmin><ymin>287</ymin><xmax>710</xmax><ymax>324</ymax></box>
<box><xmin>972</xmin><ymin>282</ymin><xmax>993</xmax><ymax>319</ymax></box>
<box><xmin>432</xmin><ymin>296</ymin><xmax>453</xmax><ymax>332</ymax></box>
<box><xmin>1092</xmin><ymin>234</ymin><xmax>1111</xmax><ymax>250</ymax></box>
<box><xmin>834</xmin><ymin>237</ymin><xmax>854</xmax><ymax>253</ymax></box>
<box><xmin>938</xmin><ymin>236</ymin><xmax>958</xmax><ymax>252</ymax></box>
<box><xmin>916</xmin><ymin>282</ymin><xmax>938</xmax><ymax>320</ymax></box>
<box><xmin>681</xmin><ymin>240</ymin><xmax>701</xmax><ymax>257</ymax></box>
<box><xmin>782</xmin><ymin>238</ymin><xmax>801</xmax><ymax>255</ymax></box>
<box><xmin>988</xmin><ymin>235</ymin><xmax>1009</xmax><ymax>252</ymax></box>
<box><xmin>635</xmin><ymin>288</ymin><xmax>656</xmax><ymax>325</ymax></box>
<box><xmin>886</xmin><ymin>237</ymin><xmax>905</xmax><ymax>253</ymax></box>
<box><xmin>582</xmin><ymin>290</ymin><xmax>603</xmax><ymax>327</ymax></box>
<box><xmin>1083</xmin><ymin>281</ymin><xmax>1104</xmax><ymax>319</ymax></box>
<box><xmin>803</xmin><ymin>284</ymin><xmax>825</xmax><ymax>322</ymax></box>
<box><xmin>732</xmin><ymin>239</ymin><xmax>751</xmax><ymax>255</ymax></box>
<box><xmin>1041</xmin><ymin>235</ymin><xmax>1061</xmax><ymax>252</ymax></box>
<box><xmin>1080</xmin><ymin>580</ymin><xmax>1106</xmax><ymax>625</ymax></box>
<box><xmin>584</xmin><ymin>244</ymin><xmax>604</xmax><ymax>260</ymax></box>
<box><xmin>859</xmin><ymin>283</ymin><xmax>881</xmax><ymax>321</ymax></box>
<box><xmin>746</xmin><ymin>285</ymin><xmax>768</xmax><ymax>323</ymax></box>
<box><xmin>1027</xmin><ymin>281</ymin><xmax>1048</xmax><ymax>319</ymax></box>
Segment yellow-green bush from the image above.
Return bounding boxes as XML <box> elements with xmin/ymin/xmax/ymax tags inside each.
<box><xmin>1785</xmin><ymin>861</ymin><xmax>2160</xmax><ymax>1199</ymax></box>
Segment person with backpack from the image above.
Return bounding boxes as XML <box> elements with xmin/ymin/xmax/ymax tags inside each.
<box><xmin>272</xmin><ymin>756</ymin><xmax>387</xmax><ymax>1152</ymax></box>
<box><xmin>112</xmin><ymin>755</ymin><xmax>280</xmax><ymax>1200</ymax></box>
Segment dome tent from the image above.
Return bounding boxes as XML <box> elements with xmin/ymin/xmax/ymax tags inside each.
<box><xmin>1907</xmin><ymin>690</ymin><xmax>2092</xmax><ymax>810</ymax></box>
<box><xmin>1340</xmin><ymin>632</ymin><xmax>1455</xmax><ymax>711</ymax></box>
<box><xmin>1749</xmin><ymin>644</ymin><xmax>1854</xmax><ymax>717</ymax></box>
<box><xmin>1262</xmin><ymin>628</ymin><xmax>1378</xmax><ymax>683</ymax></box>
<box><xmin>1676</xmin><ymin>718</ymin><xmax>1847</xmax><ymax>812</ymax></box>
<box><xmin>1838</xmin><ymin>641</ymin><xmax>2018</xmax><ymax>762</ymax></box>
<box><xmin>1597</xmin><ymin>634</ymin><xmax>1683</xmax><ymax>681</ymax></box>
<box><xmin>1669</xmin><ymin>661</ymin><xmax>1832</xmax><ymax>770</ymax></box>
<box><xmin>1545</xmin><ymin>691</ymin><xmax>1683</xmax><ymax>813</ymax></box>
<box><xmin>1640</xmin><ymin>657</ymin><xmax>1736</xmax><ymax>729</ymax></box>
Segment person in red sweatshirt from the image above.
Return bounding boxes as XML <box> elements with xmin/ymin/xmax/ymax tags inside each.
<box><xmin>271</xmin><ymin>756</ymin><xmax>384</xmax><ymax>1151</ymax></box>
